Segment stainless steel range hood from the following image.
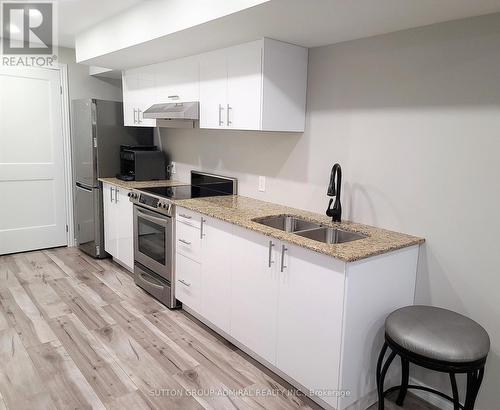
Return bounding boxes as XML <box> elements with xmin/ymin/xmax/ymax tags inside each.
<box><xmin>143</xmin><ymin>101</ymin><xmax>199</xmax><ymax>128</ymax></box>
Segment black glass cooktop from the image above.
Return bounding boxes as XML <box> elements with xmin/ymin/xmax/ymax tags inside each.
<box><xmin>141</xmin><ymin>184</ymin><xmax>232</xmax><ymax>200</ymax></box>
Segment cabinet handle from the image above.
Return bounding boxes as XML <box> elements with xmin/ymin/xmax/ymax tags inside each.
<box><xmin>133</xmin><ymin>108</ymin><xmax>137</xmax><ymax>124</ymax></box>
<box><xmin>179</xmin><ymin>213</ymin><xmax>192</xmax><ymax>219</ymax></box>
<box><xmin>168</xmin><ymin>95</ymin><xmax>180</xmax><ymax>100</ymax></box>
<box><xmin>179</xmin><ymin>279</ymin><xmax>191</xmax><ymax>287</ymax></box>
<box><xmin>137</xmin><ymin>109</ymin><xmax>142</xmax><ymax>124</ymax></box>
<box><xmin>227</xmin><ymin>104</ymin><xmax>232</xmax><ymax>126</ymax></box>
<box><xmin>218</xmin><ymin>104</ymin><xmax>224</xmax><ymax>126</ymax></box>
<box><xmin>280</xmin><ymin>244</ymin><xmax>288</xmax><ymax>272</ymax></box>
<box><xmin>200</xmin><ymin>218</ymin><xmax>206</xmax><ymax>239</ymax></box>
<box><xmin>115</xmin><ymin>188</ymin><xmax>119</xmax><ymax>203</ymax></box>
<box><xmin>110</xmin><ymin>186</ymin><xmax>114</xmax><ymax>202</ymax></box>
<box><xmin>268</xmin><ymin>240</ymin><xmax>275</xmax><ymax>267</ymax></box>
<box><xmin>178</xmin><ymin>239</ymin><xmax>191</xmax><ymax>245</ymax></box>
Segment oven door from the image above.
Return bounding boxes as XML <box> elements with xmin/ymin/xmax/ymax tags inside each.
<box><xmin>133</xmin><ymin>206</ymin><xmax>172</xmax><ymax>281</ymax></box>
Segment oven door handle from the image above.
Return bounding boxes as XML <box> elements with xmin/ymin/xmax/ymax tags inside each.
<box><xmin>136</xmin><ymin>209</ymin><xmax>169</xmax><ymax>227</ymax></box>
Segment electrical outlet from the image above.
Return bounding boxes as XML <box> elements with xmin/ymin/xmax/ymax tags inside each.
<box><xmin>171</xmin><ymin>162</ymin><xmax>177</xmax><ymax>174</ymax></box>
<box><xmin>258</xmin><ymin>176</ymin><xmax>266</xmax><ymax>192</ymax></box>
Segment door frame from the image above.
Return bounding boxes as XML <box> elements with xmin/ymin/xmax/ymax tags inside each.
<box><xmin>57</xmin><ymin>64</ymin><xmax>74</xmax><ymax>247</ymax></box>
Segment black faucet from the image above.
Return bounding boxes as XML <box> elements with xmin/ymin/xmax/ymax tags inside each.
<box><xmin>326</xmin><ymin>163</ymin><xmax>342</xmax><ymax>222</ymax></box>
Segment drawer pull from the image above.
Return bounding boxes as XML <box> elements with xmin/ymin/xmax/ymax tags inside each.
<box><xmin>179</xmin><ymin>213</ymin><xmax>192</xmax><ymax>219</ymax></box>
<box><xmin>178</xmin><ymin>279</ymin><xmax>191</xmax><ymax>287</ymax></box>
<box><xmin>178</xmin><ymin>239</ymin><xmax>191</xmax><ymax>245</ymax></box>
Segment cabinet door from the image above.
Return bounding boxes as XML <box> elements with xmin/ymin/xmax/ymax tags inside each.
<box><xmin>226</xmin><ymin>41</ymin><xmax>263</xmax><ymax>130</ymax></box>
<box><xmin>136</xmin><ymin>66</ymin><xmax>156</xmax><ymax>127</ymax></box>
<box><xmin>199</xmin><ymin>49</ymin><xmax>227</xmax><ymax>129</ymax></box>
<box><xmin>176</xmin><ymin>253</ymin><xmax>202</xmax><ymax>313</ymax></box>
<box><xmin>103</xmin><ymin>183</ymin><xmax>117</xmax><ymax>257</ymax></box>
<box><xmin>200</xmin><ymin>216</ymin><xmax>233</xmax><ymax>334</ymax></box>
<box><xmin>122</xmin><ymin>71</ymin><xmax>139</xmax><ymax>126</ymax></box>
<box><xmin>156</xmin><ymin>56</ymin><xmax>199</xmax><ymax>103</ymax></box>
<box><xmin>115</xmin><ymin>188</ymin><xmax>134</xmax><ymax>271</ymax></box>
<box><xmin>230</xmin><ymin>227</ymin><xmax>279</xmax><ymax>364</ymax></box>
<box><xmin>276</xmin><ymin>243</ymin><xmax>345</xmax><ymax>409</ymax></box>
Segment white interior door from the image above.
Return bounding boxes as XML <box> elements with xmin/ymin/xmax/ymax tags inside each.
<box><xmin>0</xmin><ymin>67</ymin><xmax>67</xmax><ymax>255</ymax></box>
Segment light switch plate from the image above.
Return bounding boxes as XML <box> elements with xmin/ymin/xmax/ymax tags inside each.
<box><xmin>258</xmin><ymin>176</ymin><xmax>266</xmax><ymax>192</ymax></box>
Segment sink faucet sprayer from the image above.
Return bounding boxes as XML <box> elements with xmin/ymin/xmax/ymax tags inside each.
<box><xmin>326</xmin><ymin>163</ymin><xmax>342</xmax><ymax>222</ymax></box>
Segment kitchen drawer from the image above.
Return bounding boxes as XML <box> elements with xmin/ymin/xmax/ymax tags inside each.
<box><xmin>176</xmin><ymin>208</ymin><xmax>202</xmax><ymax>228</ymax></box>
<box><xmin>176</xmin><ymin>220</ymin><xmax>202</xmax><ymax>262</ymax></box>
<box><xmin>176</xmin><ymin>253</ymin><xmax>201</xmax><ymax>312</ymax></box>
<box><xmin>135</xmin><ymin>265</ymin><xmax>172</xmax><ymax>304</ymax></box>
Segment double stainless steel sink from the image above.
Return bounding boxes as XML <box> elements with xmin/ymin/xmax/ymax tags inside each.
<box><xmin>252</xmin><ymin>214</ymin><xmax>367</xmax><ymax>244</ymax></box>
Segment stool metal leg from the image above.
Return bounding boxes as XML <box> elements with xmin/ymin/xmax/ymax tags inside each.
<box><xmin>464</xmin><ymin>367</ymin><xmax>484</xmax><ymax>410</ymax></box>
<box><xmin>395</xmin><ymin>357</ymin><xmax>409</xmax><ymax>406</ymax></box>
<box><xmin>376</xmin><ymin>342</ymin><xmax>388</xmax><ymax>392</ymax></box>
<box><xmin>377</xmin><ymin>347</ymin><xmax>396</xmax><ymax>410</ymax></box>
<box><xmin>449</xmin><ymin>373</ymin><xmax>460</xmax><ymax>410</ymax></box>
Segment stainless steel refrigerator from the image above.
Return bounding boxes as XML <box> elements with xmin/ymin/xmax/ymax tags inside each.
<box><xmin>72</xmin><ymin>99</ymin><xmax>153</xmax><ymax>258</ymax></box>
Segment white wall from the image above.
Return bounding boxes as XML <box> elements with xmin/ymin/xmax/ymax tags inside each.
<box><xmin>58</xmin><ymin>47</ymin><xmax>122</xmax><ymax>102</ymax></box>
<box><xmin>160</xmin><ymin>13</ymin><xmax>500</xmax><ymax>409</ymax></box>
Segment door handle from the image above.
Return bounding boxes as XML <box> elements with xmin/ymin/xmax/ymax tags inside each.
<box><xmin>218</xmin><ymin>104</ymin><xmax>224</xmax><ymax>126</ymax></box>
<box><xmin>268</xmin><ymin>240</ymin><xmax>275</xmax><ymax>268</ymax></box>
<box><xmin>137</xmin><ymin>210</ymin><xmax>169</xmax><ymax>226</ymax></box>
<box><xmin>179</xmin><ymin>279</ymin><xmax>191</xmax><ymax>287</ymax></box>
<box><xmin>200</xmin><ymin>218</ymin><xmax>206</xmax><ymax>239</ymax></box>
<box><xmin>227</xmin><ymin>104</ymin><xmax>232</xmax><ymax>126</ymax></box>
<box><xmin>280</xmin><ymin>244</ymin><xmax>288</xmax><ymax>272</ymax></box>
<box><xmin>139</xmin><ymin>273</ymin><xmax>164</xmax><ymax>289</ymax></box>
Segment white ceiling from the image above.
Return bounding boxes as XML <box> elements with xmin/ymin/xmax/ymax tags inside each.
<box><xmin>76</xmin><ymin>0</ymin><xmax>500</xmax><ymax>69</ymax></box>
<box><xmin>60</xmin><ymin>0</ymin><xmax>500</xmax><ymax>68</ymax></box>
<box><xmin>56</xmin><ymin>0</ymin><xmax>143</xmax><ymax>48</ymax></box>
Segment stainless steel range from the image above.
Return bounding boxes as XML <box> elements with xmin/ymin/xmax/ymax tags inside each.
<box><xmin>130</xmin><ymin>171</ymin><xmax>237</xmax><ymax>308</ymax></box>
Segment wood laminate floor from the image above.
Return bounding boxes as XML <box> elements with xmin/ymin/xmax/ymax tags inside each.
<box><xmin>0</xmin><ymin>247</ymin><xmax>436</xmax><ymax>410</ymax></box>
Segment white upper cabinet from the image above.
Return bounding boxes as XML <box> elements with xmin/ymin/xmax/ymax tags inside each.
<box><xmin>199</xmin><ymin>48</ymin><xmax>227</xmax><ymax>129</ymax></box>
<box><xmin>199</xmin><ymin>38</ymin><xmax>308</xmax><ymax>132</ymax></box>
<box><xmin>156</xmin><ymin>55</ymin><xmax>199</xmax><ymax>104</ymax></box>
<box><xmin>122</xmin><ymin>38</ymin><xmax>308</xmax><ymax>131</ymax></box>
<box><xmin>122</xmin><ymin>65</ymin><xmax>156</xmax><ymax>127</ymax></box>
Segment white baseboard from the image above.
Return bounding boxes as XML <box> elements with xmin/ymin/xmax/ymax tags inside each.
<box><xmin>408</xmin><ymin>377</ymin><xmax>454</xmax><ymax>410</ymax></box>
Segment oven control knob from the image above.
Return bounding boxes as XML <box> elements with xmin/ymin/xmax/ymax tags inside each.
<box><xmin>128</xmin><ymin>192</ymin><xmax>132</xmax><ymax>197</ymax></box>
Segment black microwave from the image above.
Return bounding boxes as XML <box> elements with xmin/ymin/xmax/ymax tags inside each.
<box><xmin>117</xmin><ymin>145</ymin><xmax>166</xmax><ymax>181</ymax></box>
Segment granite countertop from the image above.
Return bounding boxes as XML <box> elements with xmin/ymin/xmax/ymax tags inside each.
<box><xmin>173</xmin><ymin>195</ymin><xmax>424</xmax><ymax>262</ymax></box>
<box><xmin>98</xmin><ymin>177</ymin><xmax>188</xmax><ymax>190</ymax></box>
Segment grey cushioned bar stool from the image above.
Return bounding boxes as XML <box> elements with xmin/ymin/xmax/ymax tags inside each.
<box><xmin>376</xmin><ymin>305</ymin><xmax>490</xmax><ymax>410</ymax></box>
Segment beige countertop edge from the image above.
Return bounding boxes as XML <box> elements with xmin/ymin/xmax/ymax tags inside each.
<box><xmin>172</xmin><ymin>195</ymin><xmax>425</xmax><ymax>263</ymax></box>
<box><xmin>98</xmin><ymin>177</ymin><xmax>188</xmax><ymax>189</ymax></box>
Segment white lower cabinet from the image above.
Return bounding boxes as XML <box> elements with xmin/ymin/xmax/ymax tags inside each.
<box><xmin>102</xmin><ymin>183</ymin><xmax>134</xmax><ymax>271</ymax></box>
<box><xmin>200</xmin><ymin>216</ymin><xmax>232</xmax><ymax>334</ymax></box>
<box><xmin>174</xmin><ymin>207</ymin><xmax>419</xmax><ymax>410</ymax></box>
<box><xmin>229</xmin><ymin>226</ymin><xmax>279</xmax><ymax>364</ymax></box>
<box><xmin>276</xmin><ymin>243</ymin><xmax>345</xmax><ymax>409</ymax></box>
